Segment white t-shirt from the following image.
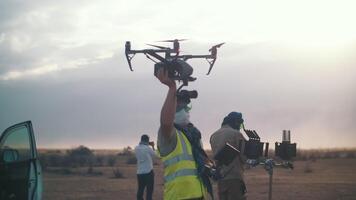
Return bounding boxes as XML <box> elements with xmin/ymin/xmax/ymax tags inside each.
<box><xmin>134</xmin><ymin>144</ymin><xmax>157</xmax><ymax>174</ymax></box>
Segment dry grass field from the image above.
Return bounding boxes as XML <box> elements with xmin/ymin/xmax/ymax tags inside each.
<box><xmin>42</xmin><ymin>158</ymin><xmax>356</xmax><ymax>200</ymax></box>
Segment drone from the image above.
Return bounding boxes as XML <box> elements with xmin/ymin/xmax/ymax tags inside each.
<box><xmin>125</xmin><ymin>39</ymin><xmax>224</xmax><ymax>88</ymax></box>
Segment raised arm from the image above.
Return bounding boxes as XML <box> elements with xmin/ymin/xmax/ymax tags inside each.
<box><xmin>156</xmin><ymin>68</ymin><xmax>177</xmax><ymax>139</ymax></box>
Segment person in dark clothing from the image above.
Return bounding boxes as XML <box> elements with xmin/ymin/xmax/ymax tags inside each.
<box><xmin>135</xmin><ymin>134</ymin><xmax>157</xmax><ymax>200</ymax></box>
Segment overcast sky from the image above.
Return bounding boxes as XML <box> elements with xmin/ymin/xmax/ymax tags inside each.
<box><xmin>0</xmin><ymin>0</ymin><xmax>355</xmax><ymax>149</ymax></box>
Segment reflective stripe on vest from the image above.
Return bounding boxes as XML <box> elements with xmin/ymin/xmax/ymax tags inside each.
<box><xmin>163</xmin><ymin>154</ymin><xmax>195</xmax><ymax>167</ymax></box>
<box><xmin>163</xmin><ymin>131</ymin><xmax>197</xmax><ymax>183</ymax></box>
<box><xmin>164</xmin><ymin>168</ymin><xmax>198</xmax><ymax>183</ymax></box>
<box><xmin>163</xmin><ymin>132</ymin><xmax>194</xmax><ymax>167</ymax></box>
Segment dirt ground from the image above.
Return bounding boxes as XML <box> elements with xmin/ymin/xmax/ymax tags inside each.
<box><xmin>43</xmin><ymin>158</ymin><xmax>356</xmax><ymax>200</ymax></box>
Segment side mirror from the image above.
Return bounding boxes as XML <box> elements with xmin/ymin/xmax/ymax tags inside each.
<box><xmin>2</xmin><ymin>149</ymin><xmax>20</xmax><ymax>163</ymax></box>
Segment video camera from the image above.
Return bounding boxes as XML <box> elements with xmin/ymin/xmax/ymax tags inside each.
<box><xmin>275</xmin><ymin>130</ymin><xmax>297</xmax><ymax>161</ymax></box>
<box><xmin>154</xmin><ymin>61</ymin><xmax>196</xmax><ymax>85</ymax></box>
<box><xmin>243</xmin><ymin>128</ymin><xmax>269</xmax><ymax>160</ymax></box>
<box><xmin>176</xmin><ymin>90</ymin><xmax>198</xmax><ymax>104</ymax></box>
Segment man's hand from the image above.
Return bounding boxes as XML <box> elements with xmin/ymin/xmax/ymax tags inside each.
<box><xmin>155</xmin><ymin>68</ymin><xmax>176</xmax><ymax>88</ymax></box>
<box><xmin>149</xmin><ymin>141</ymin><xmax>155</xmax><ymax>150</ymax></box>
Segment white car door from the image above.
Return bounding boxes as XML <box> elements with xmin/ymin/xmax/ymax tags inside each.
<box><xmin>0</xmin><ymin>121</ymin><xmax>42</xmax><ymax>200</ymax></box>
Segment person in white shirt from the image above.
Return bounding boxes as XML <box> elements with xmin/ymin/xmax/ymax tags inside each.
<box><xmin>134</xmin><ymin>134</ymin><xmax>157</xmax><ymax>200</ymax></box>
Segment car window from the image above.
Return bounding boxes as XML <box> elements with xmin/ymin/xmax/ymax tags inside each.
<box><xmin>0</xmin><ymin>125</ymin><xmax>32</xmax><ymax>162</ymax></box>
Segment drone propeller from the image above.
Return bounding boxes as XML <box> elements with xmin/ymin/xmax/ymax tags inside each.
<box><xmin>146</xmin><ymin>44</ymin><xmax>169</xmax><ymax>49</ymax></box>
<box><xmin>209</xmin><ymin>42</ymin><xmax>225</xmax><ymax>51</ymax></box>
<box><xmin>157</xmin><ymin>39</ymin><xmax>188</xmax><ymax>42</ymax></box>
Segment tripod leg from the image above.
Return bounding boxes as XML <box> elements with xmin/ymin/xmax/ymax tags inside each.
<box><xmin>268</xmin><ymin>172</ymin><xmax>273</xmax><ymax>200</ymax></box>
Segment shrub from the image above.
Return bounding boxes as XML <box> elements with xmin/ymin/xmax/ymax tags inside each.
<box><xmin>60</xmin><ymin>167</ymin><xmax>74</xmax><ymax>175</ymax></box>
<box><xmin>107</xmin><ymin>155</ymin><xmax>117</xmax><ymax>167</ymax></box>
<box><xmin>38</xmin><ymin>152</ymin><xmax>66</xmax><ymax>169</ymax></box>
<box><xmin>118</xmin><ymin>146</ymin><xmax>133</xmax><ymax>156</ymax></box>
<box><xmin>126</xmin><ymin>156</ymin><xmax>137</xmax><ymax>165</ymax></box>
<box><xmin>46</xmin><ymin>167</ymin><xmax>74</xmax><ymax>175</ymax></box>
<box><xmin>66</xmin><ymin>145</ymin><xmax>94</xmax><ymax>167</ymax></box>
<box><xmin>94</xmin><ymin>155</ymin><xmax>105</xmax><ymax>166</ymax></box>
<box><xmin>87</xmin><ymin>166</ymin><xmax>103</xmax><ymax>176</ymax></box>
<box><xmin>304</xmin><ymin>161</ymin><xmax>313</xmax><ymax>173</ymax></box>
<box><xmin>346</xmin><ymin>151</ymin><xmax>356</xmax><ymax>158</ymax></box>
<box><xmin>112</xmin><ymin>168</ymin><xmax>125</xmax><ymax>178</ymax></box>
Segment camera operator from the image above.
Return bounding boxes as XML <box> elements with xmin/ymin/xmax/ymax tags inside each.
<box><xmin>155</xmin><ymin>68</ymin><xmax>213</xmax><ymax>200</ymax></box>
<box><xmin>210</xmin><ymin>112</ymin><xmax>247</xmax><ymax>200</ymax></box>
<box><xmin>134</xmin><ymin>134</ymin><xmax>157</xmax><ymax>200</ymax></box>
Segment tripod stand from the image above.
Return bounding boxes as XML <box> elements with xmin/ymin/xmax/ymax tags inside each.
<box><xmin>247</xmin><ymin>159</ymin><xmax>294</xmax><ymax>200</ymax></box>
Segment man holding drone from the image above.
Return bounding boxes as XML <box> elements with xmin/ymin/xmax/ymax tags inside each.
<box><xmin>155</xmin><ymin>68</ymin><xmax>213</xmax><ymax>200</ymax></box>
<box><xmin>125</xmin><ymin>39</ymin><xmax>224</xmax><ymax>199</ymax></box>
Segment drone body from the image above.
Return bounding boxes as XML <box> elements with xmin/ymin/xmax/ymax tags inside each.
<box><xmin>125</xmin><ymin>39</ymin><xmax>224</xmax><ymax>87</ymax></box>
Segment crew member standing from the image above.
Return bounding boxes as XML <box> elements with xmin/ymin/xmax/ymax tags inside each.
<box><xmin>156</xmin><ymin>68</ymin><xmax>212</xmax><ymax>200</ymax></box>
<box><xmin>135</xmin><ymin>134</ymin><xmax>157</xmax><ymax>200</ymax></box>
<box><xmin>210</xmin><ymin>112</ymin><xmax>247</xmax><ymax>200</ymax></box>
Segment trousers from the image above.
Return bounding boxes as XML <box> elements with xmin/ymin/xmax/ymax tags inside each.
<box><xmin>137</xmin><ymin>170</ymin><xmax>154</xmax><ymax>200</ymax></box>
<box><xmin>218</xmin><ymin>179</ymin><xmax>247</xmax><ymax>200</ymax></box>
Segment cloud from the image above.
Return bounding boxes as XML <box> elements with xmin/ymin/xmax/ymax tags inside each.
<box><xmin>0</xmin><ymin>0</ymin><xmax>128</xmax><ymax>77</ymax></box>
<box><xmin>2</xmin><ymin>0</ymin><xmax>356</xmax><ymax>79</ymax></box>
<box><xmin>0</xmin><ymin>0</ymin><xmax>355</xmax><ymax>148</ymax></box>
<box><xmin>1</xmin><ymin>41</ymin><xmax>355</xmax><ymax>149</ymax></box>
<box><xmin>0</xmin><ymin>64</ymin><xmax>58</xmax><ymax>80</ymax></box>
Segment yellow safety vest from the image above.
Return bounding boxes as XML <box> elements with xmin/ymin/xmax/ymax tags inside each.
<box><xmin>159</xmin><ymin>130</ymin><xmax>205</xmax><ymax>200</ymax></box>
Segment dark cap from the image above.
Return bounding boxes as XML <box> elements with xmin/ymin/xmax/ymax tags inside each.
<box><xmin>227</xmin><ymin>112</ymin><xmax>243</xmax><ymax>121</ymax></box>
<box><xmin>141</xmin><ymin>134</ymin><xmax>149</xmax><ymax>142</ymax></box>
<box><xmin>222</xmin><ymin>111</ymin><xmax>244</xmax><ymax>129</ymax></box>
